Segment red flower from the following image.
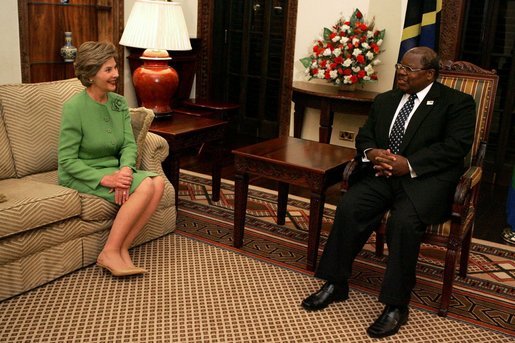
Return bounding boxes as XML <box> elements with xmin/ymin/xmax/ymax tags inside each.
<box><xmin>343</xmin><ymin>68</ymin><xmax>352</xmax><ymax>75</ymax></box>
<box><xmin>358</xmin><ymin>70</ymin><xmax>366</xmax><ymax>79</ymax></box>
<box><xmin>334</xmin><ymin>56</ymin><xmax>344</xmax><ymax>64</ymax></box>
<box><xmin>356</xmin><ymin>54</ymin><xmax>365</xmax><ymax>64</ymax></box>
<box><xmin>350</xmin><ymin>75</ymin><xmax>359</xmax><ymax>83</ymax></box>
<box><xmin>355</xmin><ymin>10</ymin><xmax>363</xmax><ymax>19</ymax></box>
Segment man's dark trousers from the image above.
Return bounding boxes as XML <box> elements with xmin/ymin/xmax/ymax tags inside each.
<box><xmin>315</xmin><ymin>173</ymin><xmax>426</xmax><ymax>306</ymax></box>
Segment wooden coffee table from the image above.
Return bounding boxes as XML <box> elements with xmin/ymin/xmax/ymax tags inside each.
<box><xmin>232</xmin><ymin>136</ymin><xmax>355</xmax><ymax>271</ymax></box>
<box><xmin>150</xmin><ymin>113</ymin><xmax>227</xmax><ymax>206</ymax></box>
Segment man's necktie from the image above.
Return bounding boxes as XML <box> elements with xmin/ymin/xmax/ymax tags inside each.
<box><xmin>388</xmin><ymin>94</ymin><xmax>417</xmax><ymax>154</ymax></box>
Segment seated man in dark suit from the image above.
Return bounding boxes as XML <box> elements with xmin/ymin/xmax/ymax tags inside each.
<box><xmin>301</xmin><ymin>47</ymin><xmax>476</xmax><ymax>338</ymax></box>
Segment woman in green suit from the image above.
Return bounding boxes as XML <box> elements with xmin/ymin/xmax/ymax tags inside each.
<box><xmin>58</xmin><ymin>41</ymin><xmax>165</xmax><ymax>277</ymax></box>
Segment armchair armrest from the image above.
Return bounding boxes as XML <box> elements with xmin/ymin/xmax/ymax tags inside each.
<box><xmin>342</xmin><ymin>159</ymin><xmax>359</xmax><ymax>192</ymax></box>
<box><xmin>452</xmin><ymin>165</ymin><xmax>482</xmax><ymax>218</ymax></box>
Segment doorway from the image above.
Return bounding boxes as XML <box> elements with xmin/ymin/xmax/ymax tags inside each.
<box><xmin>198</xmin><ymin>0</ymin><xmax>297</xmax><ymax>140</ymax></box>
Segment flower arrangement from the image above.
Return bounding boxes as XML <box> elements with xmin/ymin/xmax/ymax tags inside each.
<box><xmin>300</xmin><ymin>9</ymin><xmax>385</xmax><ymax>86</ymax></box>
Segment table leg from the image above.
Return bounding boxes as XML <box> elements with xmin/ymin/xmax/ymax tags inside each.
<box><xmin>277</xmin><ymin>182</ymin><xmax>289</xmax><ymax>225</ymax></box>
<box><xmin>164</xmin><ymin>155</ymin><xmax>180</xmax><ymax>208</ymax></box>
<box><xmin>233</xmin><ymin>172</ymin><xmax>249</xmax><ymax>248</ymax></box>
<box><xmin>293</xmin><ymin>102</ymin><xmax>306</xmax><ymax>138</ymax></box>
<box><xmin>319</xmin><ymin>100</ymin><xmax>334</xmax><ymax>144</ymax></box>
<box><xmin>307</xmin><ymin>191</ymin><xmax>326</xmax><ymax>271</ymax></box>
<box><xmin>211</xmin><ymin>141</ymin><xmax>222</xmax><ymax>202</ymax></box>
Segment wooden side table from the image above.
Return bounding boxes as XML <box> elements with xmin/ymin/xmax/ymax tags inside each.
<box><xmin>174</xmin><ymin>98</ymin><xmax>240</xmax><ymax>120</ymax></box>
<box><xmin>292</xmin><ymin>81</ymin><xmax>379</xmax><ymax>144</ymax></box>
<box><xmin>232</xmin><ymin>136</ymin><xmax>355</xmax><ymax>271</ymax></box>
<box><xmin>150</xmin><ymin>113</ymin><xmax>228</xmax><ymax>206</ymax></box>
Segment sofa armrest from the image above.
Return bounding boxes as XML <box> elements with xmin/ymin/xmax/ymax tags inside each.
<box><xmin>139</xmin><ymin>132</ymin><xmax>169</xmax><ymax>172</ymax></box>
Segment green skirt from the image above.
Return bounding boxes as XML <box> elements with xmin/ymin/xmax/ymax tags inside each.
<box><xmin>65</xmin><ymin>167</ymin><xmax>158</xmax><ymax>204</ymax></box>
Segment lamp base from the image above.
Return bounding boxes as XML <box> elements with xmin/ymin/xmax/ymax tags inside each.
<box><xmin>132</xmin><ymin>49</ymin><xmax>179</xmax><ymax>116</ymax></box>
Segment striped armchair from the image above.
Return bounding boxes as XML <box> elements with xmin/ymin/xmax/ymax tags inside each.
<box><xmin>342</xmin><ymin>60</ymin><xmax>499</xmax><ymax>317</ymax></box>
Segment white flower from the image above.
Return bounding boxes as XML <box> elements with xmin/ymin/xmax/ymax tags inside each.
<box><xmin>363</xmin><ymin>75</ymin><xmax>371</xmax><ymax>81</ymax></box>
<box><xmin>352</xmin><ymin>37</ymin><xmax>360</xmax><ymax>46</ymax></box>
<box><xmin>332</xmin><ymin>35</ymin><xmax>340</xmax><ymax>43</ymax></box>
<box><xmin>352</xmin><ymin>66</ymin><xmax>361</xmax><ymax>73</ymax></box>
<box><xmin>344</xmin><ymin>75</ymin><xmax>353</xmax><ymax>84</ymax></box>
<box><xmin>317</xmin><ymin>69</ymin><xmax>325</xmax><ymax>78</ymax></box>
<box><xmin>365</xmin><ymin>64</ymin><xmax>375</xmax><ymax>75</ymax></box>
<box><xmin>323</xmin><ymin>48</ymin><xmax>332</xmax><ymax>56</ymax></box>
<box><xmin>377</xmin><ymin>39</ymin><xmax>383</xmax><ymax>46</ymax></box>
<box><xmin>341</xmin><ymin>24</ymin><xmax>350</xmax><ymax>32</ymax></box>
<box><xmin>367</xmin><ymin>31</ymin><xmax>374</xmax><ymax>38</ymax></box>
<box><xmin>352</xmin><ymin>48</ymin><xmax>362</xmax><ymax>57</ymax></box>
<box><xmin>333</xmin><ymin>48</ymin><xmax>342</xmax><ymax>57</ymax></box>
<box><xmin>305</xmin><ymin>68</ymin><xmax>310</xmax><ymax>75</ymax></box>
<box><xmin>366</xmin><ymin>51</ymin><xmax>374</xmax><ymax>60</ymax></box>
<box><xmin>372</xmin><ymin>59</ymin><xmax>381</xmax><ymax>65</ymax></box>
<box><xmin>340</xmin><ymin>36</ymin><xmax>349</xmax><ymax>44</ymax></box>
<box><xmin>361</xmin><ymin>42</ymin><xmax>370</xmax><ymax>50</ymax></box>
<box><xmin>311</xmin><ymin>60</ymin><xmax>318</xmax><ymax>67</ymax></box>
<box><xmin>335</xmin><ymin>79</ymin><xmax>342</xmax><ymax>85</ymax></box>
<box><xmin>343</xmin><ymin>58</ymin><xmax>352</xmax><ymax>67</ymax></box>
<box><xmin>329</xmin><ymin>70</ymin><xmax>338</xmax><ymax>79</ymax></box>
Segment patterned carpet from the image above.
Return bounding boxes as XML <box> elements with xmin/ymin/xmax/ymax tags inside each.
<box><xmin>177</xmin><ymin>170</ymin><xmax>515</xmax><ymax>338</ymax></box>
<box><xmin>1</xmin><ymin>234</ymin><xmax>512</xmax><ymax>342</ymax></box>
<box><xmin>0</xmin><ymin>170</ymin><xmax>513</xmax><ymax>342</ymax></box>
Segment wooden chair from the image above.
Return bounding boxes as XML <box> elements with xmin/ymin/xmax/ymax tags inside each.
<box><xmin>341</xmin><ymin>60</ymin><xmax>499</xmax><ymax>317</ymax></box>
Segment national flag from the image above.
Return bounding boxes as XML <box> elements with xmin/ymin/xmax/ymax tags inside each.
<box><xmin>398</xmin><ymin>0</ymin><xmax>442</xmax><ymax>61</ymax></box>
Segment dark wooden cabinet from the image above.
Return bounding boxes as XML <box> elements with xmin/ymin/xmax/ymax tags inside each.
<box><xmin>18</xmin><ymin>0</ymin><xmax>124</xmax><ymax>91</ymax></box>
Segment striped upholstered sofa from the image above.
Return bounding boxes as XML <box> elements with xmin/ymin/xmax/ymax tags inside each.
<box><xmin>0</xmin><ymin>78</ymin><xmax>176</xmax><ymax>301</ymax></box>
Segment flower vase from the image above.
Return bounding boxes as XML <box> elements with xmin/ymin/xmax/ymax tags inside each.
<box><xmin>60</xmin><ymin>32</ymin><xmax>77</xmax><ymax>63</ymax></box>
<box><xmin>338</xmin><ymin>83</ymin><xmax>356</xmax><ymax>92</ymax></box>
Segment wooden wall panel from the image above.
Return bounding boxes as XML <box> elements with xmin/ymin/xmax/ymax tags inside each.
<box><xmin>19</xmin><ymin>0</ymin><xmax>123</xmax><ymax>92</ymax></box>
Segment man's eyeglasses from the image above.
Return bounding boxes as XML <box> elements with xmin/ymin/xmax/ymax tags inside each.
<box><xmin>394</xmin><ymin>63</ymin><xmax>430</xmax><ymax>73</ymax></box>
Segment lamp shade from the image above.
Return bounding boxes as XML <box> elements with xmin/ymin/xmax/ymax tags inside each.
<box><xmin>119</xmin><ymin>0</ymin><xmax>192</xmax><ymax>51</ymax></box>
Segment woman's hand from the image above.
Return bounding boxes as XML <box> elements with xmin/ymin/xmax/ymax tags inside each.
<box><xmin>100</xmin><ymin>168</ymin><xmax>133</xmax><ymax>204</ymax></box>
<box><xmin>113</xmin><ymin>187</ymin><xmax>130</xmax><ymax>205</ymax></box>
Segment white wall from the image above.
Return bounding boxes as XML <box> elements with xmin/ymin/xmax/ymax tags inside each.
<box><xmin>293</xmin><ymin>0</ymin><xmax>407</xmax><ymax>147</ymax></box>
<box><xmin>0</xmin><ymin>0</ymin><xmax>21</xmax><ymax>84</ymax></box>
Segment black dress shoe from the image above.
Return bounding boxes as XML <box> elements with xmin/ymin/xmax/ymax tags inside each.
<box><xmin>366</xmin><ymin>305</ymin><xmax>409</xmax><ymax>338</ymax></box>
<box><xmin>301</xmin><ymin>282</ymin><xmax>348</xmax><ymax>311</ymax></box>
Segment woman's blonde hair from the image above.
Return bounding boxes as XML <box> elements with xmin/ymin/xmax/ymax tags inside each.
<box><xmin>74</xmin><ymin>41</ymin><xmax>118</xmax><ymax>87</ymax></box>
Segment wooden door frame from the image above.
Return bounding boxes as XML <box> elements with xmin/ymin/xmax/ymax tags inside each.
<box><xmin>197</xmin><ymin>0</ymin><xmax>297</xmax><ymax>137</ymax></box>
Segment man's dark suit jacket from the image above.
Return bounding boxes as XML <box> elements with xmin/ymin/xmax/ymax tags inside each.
<box><xmin>355</xmin><ymin>82</ymin><xmax>476</xmax><ymax>224</ymax></box>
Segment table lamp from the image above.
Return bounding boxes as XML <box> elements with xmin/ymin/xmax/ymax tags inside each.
<box><xmin>119</xmin><ymin>0</ymin><xmax>192</xmax><ymax>116</ymax></box>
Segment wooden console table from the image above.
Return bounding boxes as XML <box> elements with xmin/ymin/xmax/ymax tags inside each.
<box><xmin>292</xmin><ymin>81</ymin><xmax>379</xmax><ymax>144</ymax></box>
<box><xmin>232</xmin><ymin>136</ymin><xmax>355</xmax><ymax>271</ymax></box>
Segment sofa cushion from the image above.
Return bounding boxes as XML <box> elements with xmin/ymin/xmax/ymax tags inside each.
<box><xmin>23</xmin><ymin>170</ymin><xmax>119</xmax><ymax>221</ymax></box>
<box><xmin>0</xmin><ymin>106</ymin><xmax>16</xmax><ymax>180</ymax></box>
<box><xmin>0</xmin><ymin>78</ymin><xmax>83</xmax><ymax>177</ymax></box>
<box><xmin>0</xmin><ymin>179</ymin><xmax>81</xmax><ymax>239</ymax></box>
<box><xmin>129</xmin><ymin>107</ymin><xmax>155</xmax><ymax>169</ymax></box>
